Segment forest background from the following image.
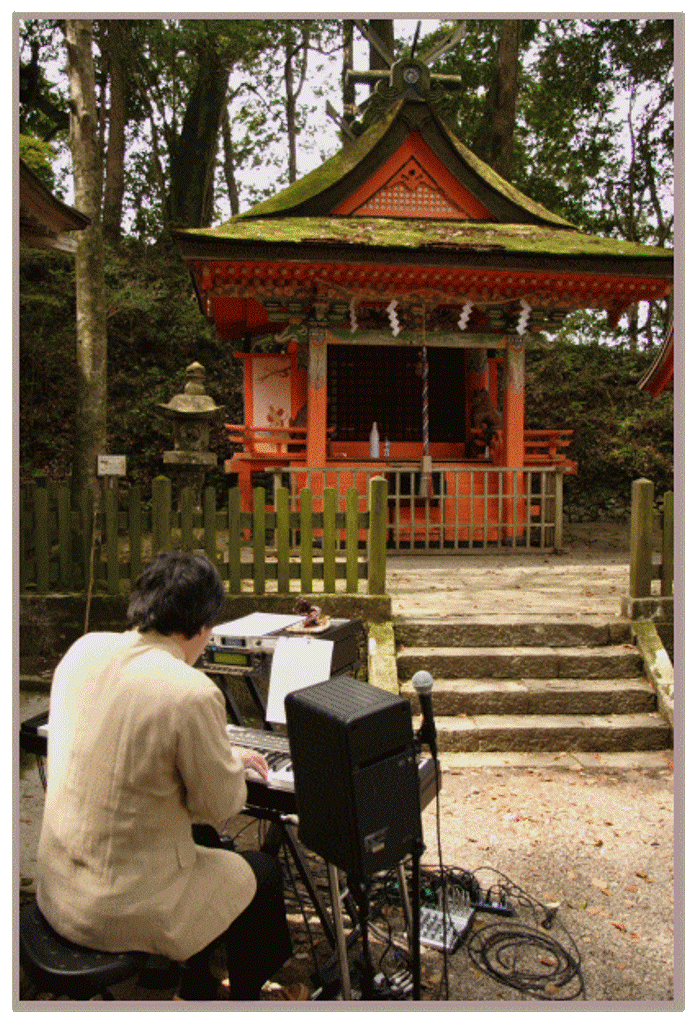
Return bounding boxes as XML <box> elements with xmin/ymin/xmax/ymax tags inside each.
<box><xmin>17</xmin><ymin>16</ymin><xmax>676</xmax><ymax>521</ymax></box>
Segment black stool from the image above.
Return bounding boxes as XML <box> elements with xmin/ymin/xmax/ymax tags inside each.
<box><xmin>20</xmin><ymin>900</ymin><xmax>150</xmax><ymax>1000</ymax></box>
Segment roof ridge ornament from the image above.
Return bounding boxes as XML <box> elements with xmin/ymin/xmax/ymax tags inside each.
<box><xmin>346</xmin><ymin>19</ymin><xmax>464</xmax><ymax>131</ymax></box>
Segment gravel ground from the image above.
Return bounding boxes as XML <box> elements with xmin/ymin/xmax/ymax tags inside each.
<box><xmin>417</xmin><ymin>756</ymin><xmax>677</xmax><ymax>1006</ymax></box>
<box><xmin>17</xmin><ymin>722</ymin><xmax>678</xmax><ymax>1008</ymax></box>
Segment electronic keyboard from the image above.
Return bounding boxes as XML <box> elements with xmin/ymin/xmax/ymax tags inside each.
<box><xmin>20</xmin><ymin>711</ymin><xmax>440</xmax><ymax>817</ymax></box>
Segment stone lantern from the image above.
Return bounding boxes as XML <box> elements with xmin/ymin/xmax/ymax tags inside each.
<box><xmin>156</xmin><ymin>361</ymin><xmax>223</xmax><ymax>507</ymax></box>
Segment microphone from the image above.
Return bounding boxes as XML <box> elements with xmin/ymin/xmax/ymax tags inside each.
<box><xmin>411</xmin><ymin>670</ymin><xmax>437</xmax><ymax>760</ymax></box>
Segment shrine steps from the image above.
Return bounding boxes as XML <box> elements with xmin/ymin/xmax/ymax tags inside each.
<box><xmin>395</xmin><ymin>618</ymin><xmax>672</xmax><ymax>756</ymax></box>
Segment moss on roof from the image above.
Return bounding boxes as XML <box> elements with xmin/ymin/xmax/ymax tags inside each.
<box><xmin>236</xmin><ymin>110</ymin><xmax>397</xmax><ymax>219</ymax></box>
<box><xmin>233</xmin><ymin>96</ymin><xmax>577</xmax><ymax>229</ymax></box>
<box><xmin>440</xmin><ymin>122</ymin><xmax>575</xmax><ymax>229</ymax></box>
<box><xmin>180</xmin><ymin>216</ymin><xmax>672</xmax><ymax>261</ymax></box>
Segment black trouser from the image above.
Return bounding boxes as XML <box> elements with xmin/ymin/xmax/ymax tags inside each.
<box><xmin>180</xmin><ymin>847</ymin><xmax>293</xmax><ymax>1000</ymax></box>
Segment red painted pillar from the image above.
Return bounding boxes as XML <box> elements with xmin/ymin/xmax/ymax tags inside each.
<box><xmin>502</xmin><ymin>337</ymin><xmax>526</xmax><ymax>539</ymax></box>
<box><xmin>306</xmin><ymin>327</ymin><xmax>328</xmax><ymax>468</ymax></box>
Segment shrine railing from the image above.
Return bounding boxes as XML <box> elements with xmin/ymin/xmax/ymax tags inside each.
<box><xmin>224</xmin><ymin>423</ymin><xmax>308</xmax><ymax>460</ymax></box>
<box><xmin>284</xmin><ymin>465</ymin><xmax>568</xmax><ymax>554</ymax></box>
<box><xmin>523</xmin><ymin>429</ymin><xmax>576</xmax><ymax>469</ymax></box>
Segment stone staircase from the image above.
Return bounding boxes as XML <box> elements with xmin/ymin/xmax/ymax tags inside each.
<box><xmin>396</xmin><ymin>617</ymin><xmax>672</xmax><ymax>754</ymax></box>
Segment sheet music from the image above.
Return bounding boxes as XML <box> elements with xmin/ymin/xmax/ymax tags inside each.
<box><xmin>211</xmin><ymin>612</ymin><xmax>303</xmax><ymax>639</ymax></box>
<box><xmin>265</xmin><ymin>636</ymin><xmax>334</xmax><ymax>725</ymax></box>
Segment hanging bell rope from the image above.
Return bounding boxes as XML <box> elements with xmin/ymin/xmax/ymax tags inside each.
<box><xmin>420</xmin><ymin>307</ymin><xmax>432</xmax><ymax>497</ymax></box>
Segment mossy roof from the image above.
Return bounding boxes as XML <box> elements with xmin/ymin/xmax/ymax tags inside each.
<box><xmin>176</xmin><ymin>97</ymin><xmax>671</xmax><ymax>279</ymax></box>
<box><xmin>178</xmin><ymin>216</ymin><xmax>672</xmax><ymax>263</ymax></box>
<box><xmin>232</xmin><ymin>98</ymin><xmax>575</xmax><ymax>229</ymax></box>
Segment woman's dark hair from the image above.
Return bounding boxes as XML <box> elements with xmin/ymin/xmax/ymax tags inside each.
<box><xmin>127</xmin><ymin>552</ymin><xmax>225</xmax><ymax>639</ymax></box>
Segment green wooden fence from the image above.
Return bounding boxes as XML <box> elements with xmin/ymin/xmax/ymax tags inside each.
<box><xmin>19</xmin><ymin>475</ymin><xmax>389</xmax><ymax>597</ymax></box>
<box><xmin>629</xmin><ymin>478</ymin><xmax>674</xmax><ymax>599</ymax></box>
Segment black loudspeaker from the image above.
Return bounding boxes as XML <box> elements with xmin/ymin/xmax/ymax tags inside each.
<box><xmin>285</xmin><ymin>676</ymin><xmax>423</xmax><ymax>880</ymax></box>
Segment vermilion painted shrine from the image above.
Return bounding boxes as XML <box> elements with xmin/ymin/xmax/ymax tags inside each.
<box><xmin>173</xmin><ymin>57</ymin><xmax>673</xmax><ymax>551</ymax></box>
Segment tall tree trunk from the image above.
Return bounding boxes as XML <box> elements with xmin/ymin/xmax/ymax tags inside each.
<box><xmin>168</xmin><ymin>31</ymin><xmax>233</xmax><ymax>228</ymax></box>
<box><xmin>65</xmin><ymin>19</ymin><xmax>107</xmax><ymax>502</ymax></box>
<box><xmin>220</xmin><ymin>105</ymin><xmax>240</xmax><ymax>216</ymax></box>
<box><xmin>102</xmin><ymin>19</ymin><xmax>127</xmax><ymax>245</ymax></box>
<box><xmin>473</xmin><ymin>20</ymin><xmax>522</xmax><ymax>181</ymax></box>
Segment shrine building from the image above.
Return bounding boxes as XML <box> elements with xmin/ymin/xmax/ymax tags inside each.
<box><xmin>173</xmin><ymin>56</ymin><xmax>673</xmax><ymax>552</ymax></box>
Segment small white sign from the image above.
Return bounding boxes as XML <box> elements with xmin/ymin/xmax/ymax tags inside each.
<box><xmin>97</xmin><ymin>455</ymin><xmax>127</xmax><ymax>476</ymax></box>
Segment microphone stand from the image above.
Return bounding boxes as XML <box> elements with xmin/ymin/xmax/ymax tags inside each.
<box><xmin>411</xmin><ymin>670</ymin><xmax>439</xmax><ymax>1001</ymax></box>
<box><xmin>411</xmin><ymin>837</ymin><xmax>424</xmax><ymax>1000</ymax></box>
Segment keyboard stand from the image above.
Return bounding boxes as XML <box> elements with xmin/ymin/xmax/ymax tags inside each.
<box><xmin>250</xmin><ymin>808</ymin><xmax>338</xmax><ymax>948</ymax></box>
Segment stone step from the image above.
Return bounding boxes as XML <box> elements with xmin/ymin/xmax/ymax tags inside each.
<box><xmin>419</xmin><ymin>712</ymin><xmax>671</xmax><ymax>753</ymax></box>
<box><xmin>395</xmin><ymin>617</ymin><xmax>632</xmax><ymax>649</ymax></box>
<box><xmin>397</xmin><ymin>645</ymin><xmax>644</xmax><ymax>680</ymax></box>
<box><xmin>401</xmin><ymin>677</ymin><xmax>657</xmax><ymax>716</ymax></box>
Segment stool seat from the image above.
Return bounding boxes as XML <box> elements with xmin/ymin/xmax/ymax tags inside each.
<box><xmin>20</xmin><ymin>900</ymin><xmax>150</xmax><ymax>1000</ymax></box>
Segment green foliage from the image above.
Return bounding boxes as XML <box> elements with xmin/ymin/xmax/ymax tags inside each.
<box><xmin>19</xmin><ymin>134</ymin><xmax>56</xmax><ymax>188</ymax></box>
<box><xmin>19</xmin><ymin>240</ymin><xmax>243</xmax><ymax>489</ymax></box>
<box><xmin>526</xmin><ymin>339</ymin><xmax>673</xmax><ymax>519</ymax></box>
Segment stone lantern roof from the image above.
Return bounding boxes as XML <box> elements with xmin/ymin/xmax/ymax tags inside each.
<box><xmin>156</xmin><ymin>362</ymin><xmax>224</xmax><ymax>420</ymax></box>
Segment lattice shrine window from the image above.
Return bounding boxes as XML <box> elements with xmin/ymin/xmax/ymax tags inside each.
<box><xmin>328</xmin><ymin>345</ymin><xmax>465</xmax><ymax>444</ymax></box>
<box><xmin>353</xmin><ymin>158</ymin><xmax>463</xmax><ymax>219</ymax></box>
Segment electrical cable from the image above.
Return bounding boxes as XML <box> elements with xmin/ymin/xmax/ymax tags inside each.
<box><xmin>463</xmin><ymin>866</ymin><xmax>586</xmax><ymax>1001</ymax></box>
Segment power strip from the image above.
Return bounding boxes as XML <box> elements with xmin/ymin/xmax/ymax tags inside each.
<box><xmin>420</xmin><ymin>905</ymin><xmax>475</xmax><ymax>953</ymax></box>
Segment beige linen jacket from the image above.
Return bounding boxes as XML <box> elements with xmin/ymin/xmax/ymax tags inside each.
<box><xmin>36</xmin><ymin>630</ymin><xmax>256</xmax><ymax>962</ymax></box>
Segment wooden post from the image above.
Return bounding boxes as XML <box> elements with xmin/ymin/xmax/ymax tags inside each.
<box><xmin>104</xmin><ymin>487</ymin><xmax>119</xmax><ymax>595</ymax></box>
<box><xmin>276</xmin><ymin>486</ymin><xmax>290</xmax><ymax>594</ymax></box>
<box><xmin>34</xmin><ymin>484</ymin><xmax>49</xmax><ymax>594</ymax></box>
<box><xmin>502</xmin><ymin>338</ymin><xmax>525</xmax><ymax>538</ymax></box>
<box><xmin>128</xmin><ymin>486</ymin><xmax>142</xmax><ymax>585</ymax></box>
<box><xmin>661</xmin><ymin>490</ymin><xmax>674</xmax><ymax>597</ymax></box>
<box><xmin>554</xmin><ymin>469</ymin><xmax>564</xmax><ymax>553</ymax></box>
<box><xmin>629</xmin><ymin>478</ymin><xmax>654</xmax><ymax>598</ymax></box>
<box><xmin>345</xmin><ymin>487</ymin><xmax>359</xmax><ymax>593</ymax></box>
<box><xmin>152</xmin><ymin>476</ymin><xmax>172</xmax><ymax>555</ymax></box>
<box><xmin>203</xmin><ymin>485</ymin><xmax>217</xmax><ymax>567</ymax></box>
<box><xmin>253</xmin><ymin>486</ymin><xmax>266</xmax><ymax>595</ymax></box>
<box><xmin>368</xmin><ymin>476</ymin><xmax>387</xmax><ymax>595</ymax></box>
<box><xmin>228</xmin><ymin>487</ymin><xmax>242</xmax><ymax>594</ymax></box>
<box><xmin>300</xmin><ymin>488</ymin><xmax>313</xmax><ymax>594</ymax></box>
<box><xmin>306</xmin><ymin>327</ymin><xmax>328</xmax><ymax>465</ymax></box>
<box><xmin>323</xmin><ymin>487</ymin><xmax>337</xmax><ymax>593</ymax></box>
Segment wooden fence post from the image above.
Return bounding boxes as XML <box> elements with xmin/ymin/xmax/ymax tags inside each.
<box><xmin>128</xmin><ymin>485</ymin><xmax>142</xmax><ymax>585</ymax></box>
<box><xmin>323</xmin><ymin>487</ymin><xmax>337</xmax><ymax>593</ymax></box>
<box><xmin>276</xmin><ymin>486</ymin><xmax>290</xmax><ymax>594</ymax></box>
<box><xmin>300</xmin><ymin>488</ymin><xmax>313</xmax><ymax>594</ymax></box>
<box><xmin>228</xmin><ymin>487</ymin><xmax>241</xmax><ymax>594</ymax></box>
<box><xmin>368</xmin><ymin>476</ymin><xmax>388</xmax><ymax>595</ymax></box>
<box><xmin>629</xmin><ymin>478</ymin><xmax>654</xmax><ymax>598</ymax></box>
<box><xmin>203</xmin><ymin>485</ymin><xmax>217</xmax><ymax>566</ymax></box>
<box><xmin>345</xmin><ymin>487</ymin><xmax>359</xmax><ymax>594</ymax></box>
<box><xmin>34</xmin><ymin>483</ymin><xmax>49</xmax><ymax>594</ymax></box>
<box><xmin>152</xmin><ymin>476</ymin><xmax>172</xmax><ymax>555</ymax></box>
<box><xmin>253</xmin><ymin>486</ymin><xmax>266</xmax><ymax>595</ymax></box>
<box><xmin>661</xmin><ymin>490</ymin><xmax>674</xmax><ymax>597</ymax></box>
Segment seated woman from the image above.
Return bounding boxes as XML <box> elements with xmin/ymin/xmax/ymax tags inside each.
<box><xmin>36</xmin><ymin>551</ymin><xmax>306</xmax><ymax>1001</ymax></box>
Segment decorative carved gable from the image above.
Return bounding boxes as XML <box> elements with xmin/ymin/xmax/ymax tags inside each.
<box><xmin>353</xmin><ymin>156</ymin><xmax>464</xmax><ymax>218</ymax></box>
<box><xmin>333</xmin><ymin>132</ymin><xmax>494</xmax><ymax>221</ymax></box>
